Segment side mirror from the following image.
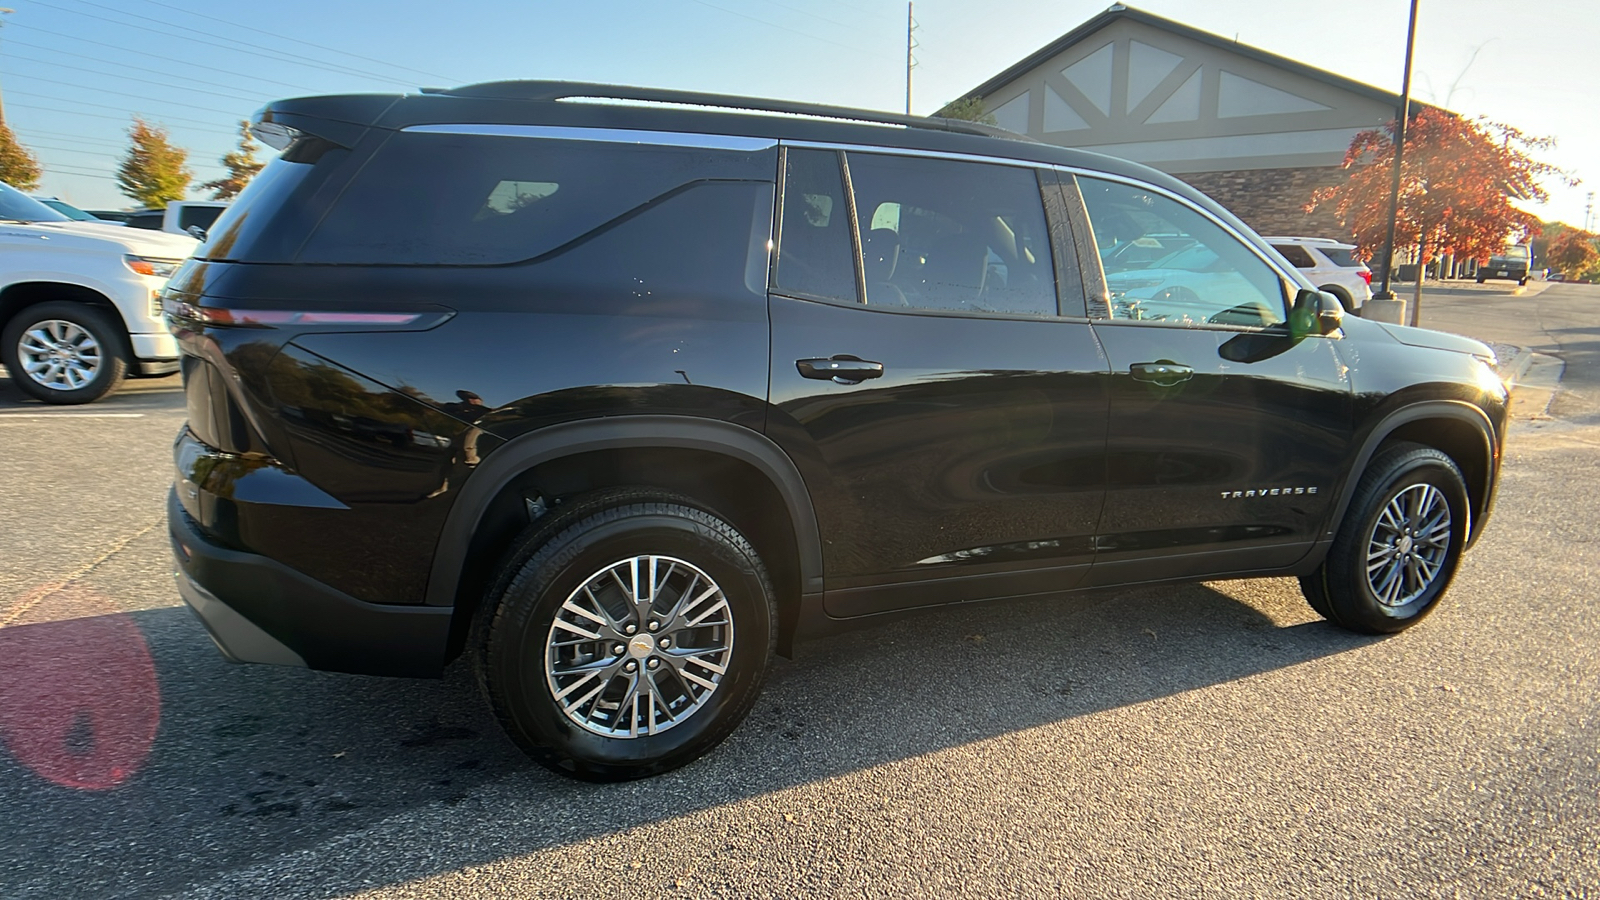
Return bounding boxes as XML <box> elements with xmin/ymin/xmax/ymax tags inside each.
<box><xmin>1291</xmin><ymin>288</ymin><xmax>1343</xmax><ymax>337</ymax></box>
<box><xmin>185</xmin><ymin>224</ymin><xmax>208</xmax><ymax>241</ymax></box>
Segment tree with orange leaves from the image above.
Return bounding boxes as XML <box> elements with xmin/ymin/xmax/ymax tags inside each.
<box><xmin>1307</xmin><ymin>108</ymin><xmax>1570</xmax><ymax>272</ymax></box>
<box><xmin>1544</xmin><ymin>228</ymin><xmax>1600</xmax><ymax>281</ymax></box>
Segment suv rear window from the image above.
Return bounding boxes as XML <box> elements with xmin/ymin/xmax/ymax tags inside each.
<box><xmin>297</xmin><ymin>131</ymin><xmax>776</xmax><ymax>266</ymax></box>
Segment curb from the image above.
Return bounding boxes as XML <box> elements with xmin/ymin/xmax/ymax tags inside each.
<box><xmin>1495</xmin><ymin>345</ymin><xmax>1536</xmax><ymax>388</ymax></box>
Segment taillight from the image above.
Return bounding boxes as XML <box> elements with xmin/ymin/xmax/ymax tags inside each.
<box><xmin>1359</xmin><ymin>270</ymin><xmax>1373</xmax><ymax>284</ymax></box>
<box><xmin>168</xmin><ymin>301</ymin><xmax>422</xmax><ymax>328</ymax></box>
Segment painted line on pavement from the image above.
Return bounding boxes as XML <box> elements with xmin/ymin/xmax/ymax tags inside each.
<box><xmin>0</xmin><ymin>412</ymin><xmax>146</xmax><ymax>418</ymax></box>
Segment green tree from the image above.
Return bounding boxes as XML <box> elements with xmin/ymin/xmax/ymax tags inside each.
<box><xmin>200</xmin><ymin>120</ymin><xmax>263</xmax><ymax>200</ymax></box>
<box><xmin>116</xmin><ymin>117</ymin><xmax>192</xmax><ymax>209</ymax></box>
<box><xmin>934</xmin><ymin>96</ymin><xmax>998</xmax><ymax>126</ymax></box>
<box><xmin>0</xmin><ymin>122</ymin><xmax>42</xmax><ymax>190</ymax></box>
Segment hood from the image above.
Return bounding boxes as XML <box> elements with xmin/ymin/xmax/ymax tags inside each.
<box><xmin>1373</xmin><ymin>322</ymin><xmax>1496</xmax><ymax>363</ymax></box>
<box><xmin>32</xmin><ymin>220</ymin><xmax>199</xmax><ymax>258</ymax></box>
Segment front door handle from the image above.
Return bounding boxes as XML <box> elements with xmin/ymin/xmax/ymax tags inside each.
<box><xmin>1129</xmin><ymin>360</ymin><xmax>1194</xmax><ymax>386</ymax></box>
<box><xmin>797</xmin><ymin>355</ymin><xmax>885</xmax><ymax>384</ymax></box>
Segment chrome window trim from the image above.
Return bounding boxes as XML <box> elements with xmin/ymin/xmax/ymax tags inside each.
<box><xmin>401</xmin><ymin>124</ymin><xmax>777</xmax><ymax>153</ymax></box>
<box><xmin>782</xmin><ymin>139</ymin><xmax>1041</xmax><ymax>172</ymax></box>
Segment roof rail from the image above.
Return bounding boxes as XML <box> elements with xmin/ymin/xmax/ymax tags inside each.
<box><xmin>424</xmin><ymin>80</ymin><xmax>1031</xmax><ymax>143</ymax></box>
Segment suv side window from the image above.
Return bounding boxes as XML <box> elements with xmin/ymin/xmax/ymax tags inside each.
<box><xmin>1271</xmin><ymin>243</ymin><xmax>1317</xmax><ymax>268</ymax></box>
<box><xmin>1079</xmin><ymin>177</ymin><xmax>1286</xmax><ymax>328</ymax></box>
<box><xmin>773</xmin><ymin>148</ymin><xmax>859</xmax><ymax>304</ymax></box>
<box><xmin>845</xmin><ymin>153</ymin><xmax>1057</xmax><ymax>316</ymax></box>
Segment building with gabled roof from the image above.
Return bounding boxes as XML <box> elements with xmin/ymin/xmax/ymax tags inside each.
<box><xmin>960</xmin><ymin>4</ymin><xmax>1434</xmax><ymax>238</ymax></box>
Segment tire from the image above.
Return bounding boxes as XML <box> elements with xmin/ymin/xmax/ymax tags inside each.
<box><xmin>475</xmin><ymin>488</ymin><xmax>776</xmax><ymax>781</ymax></box>
<box><xmin>1476</xmin><ymin>277</ymin><xmax>1486</xmax><ymax>284</ymax></box>
<box><xmin>1</xmin><ymin>302</ymin><xmax>129</xmax><ymax>404</ymax></box>
<box><xmin>1300</xmin><ymin>443</ymin><xmax>1469</xmax><ymax>634</ymax></box>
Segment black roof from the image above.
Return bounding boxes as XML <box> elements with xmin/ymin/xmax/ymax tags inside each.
<box><xmin>960</xmin><ymin>4</ymin><xmax>1438</xmax><ymax>117</ymax></box>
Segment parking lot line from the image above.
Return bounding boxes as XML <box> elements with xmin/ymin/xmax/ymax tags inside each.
<box><xmin>0</xmin><ymin>412</ymin><xmax>146</xmax><ymax>418</ymax></box>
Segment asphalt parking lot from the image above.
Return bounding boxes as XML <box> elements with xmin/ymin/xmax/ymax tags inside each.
<box><xmin>1</xmin><ymin>284</ymin><xmax>1597</xmax><ymax>899</ymax></box>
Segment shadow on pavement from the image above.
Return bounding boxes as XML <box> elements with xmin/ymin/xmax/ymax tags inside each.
<box><xmin>0</xmin><ymin>368</ymin><xmax>183</xmax><ymax>411</ymax></box>
<box><xmin>0</xmin><ymin>578</ymin><xmax>1370</xmax><ymax>898</ymax></box>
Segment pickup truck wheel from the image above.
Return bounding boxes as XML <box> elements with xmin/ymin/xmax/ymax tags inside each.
<box><xmin>476</xmin><ymin>490</ymin><xmax>775</xmax><ymax>781</ymax></box>
<box><xmin>1301</xmin><ymin>443</ymin><xmax>1468</xmax><ymax>634</ymax></box>
<box><xmin>2</xmin><ymin>302</ymin><xmax>129</xmax><ymax>404</ymax></box>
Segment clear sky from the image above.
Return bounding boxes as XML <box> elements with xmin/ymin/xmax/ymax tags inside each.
<box><xmin>4</xmin><ymin>0</ymin><xmax>1594</xmax><ymax>228</ymax></box>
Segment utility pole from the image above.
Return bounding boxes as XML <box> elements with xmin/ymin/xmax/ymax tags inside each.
<box><xmin>905</xmin><ymin>2</ymin><xmax>916</xmax><ymax>115</ymax></box>
<box><xmin>1373</xmin><ymin>0</ymin><xmax>1420</xmax><ymax>316</ymax></box>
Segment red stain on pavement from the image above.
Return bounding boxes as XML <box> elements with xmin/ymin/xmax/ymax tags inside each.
<box><xmin>0</xmin><ymin>586</ymin><xmax>161</xmax><ymax>790</ymax></box>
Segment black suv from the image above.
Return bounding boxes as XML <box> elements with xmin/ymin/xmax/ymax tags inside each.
<box><xmin>166</xmin><ymin>82</ymin><xmax>1509</xmax><ymax>781</ymax></box>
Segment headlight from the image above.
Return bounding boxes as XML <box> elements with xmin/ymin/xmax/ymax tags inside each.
<box><xmin>124</xmin><ymin>255</ymin><xmax>184</xmax><ymax>278</ymax></box>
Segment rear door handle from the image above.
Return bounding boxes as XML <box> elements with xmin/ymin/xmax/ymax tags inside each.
<box><xmin>797</xmin><ymin>355</ymin><xmax>884</xmax><ymax>384</ymax></box>
<box><xmin>1129</xmin><ymin>360</ymin><xmax>1194</xmax><ymax>386</ymax></box>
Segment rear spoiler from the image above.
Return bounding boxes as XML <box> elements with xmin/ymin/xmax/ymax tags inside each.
<box><xmin>251</xmin><ymin>94</ymin><xmax>405</xmax><ymax>150</ymax></box>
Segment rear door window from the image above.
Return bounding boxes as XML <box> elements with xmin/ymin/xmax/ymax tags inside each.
<box><xmin>843</xmin><ymin>152</ymin><xmax>1057</xmax><ymax>316</ymax></box>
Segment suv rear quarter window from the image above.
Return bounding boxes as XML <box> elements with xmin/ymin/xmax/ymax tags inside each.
<box><xmin>297</xmin><ymin>130</ymin><xmax>776</xmax><ymax>266</ymax></box>
<box><xmin>1320</xmin><ymin>247</ymin><xmax>1360</xmax><ymax>267</ymax></box>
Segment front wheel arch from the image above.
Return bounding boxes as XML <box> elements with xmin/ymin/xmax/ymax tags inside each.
<box><xmin>1324</xmin><ymin>402</ymin><xmax>1499</xmax><ymax>549</ymax></box>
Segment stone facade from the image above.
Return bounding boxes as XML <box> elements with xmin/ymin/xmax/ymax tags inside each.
<box><xmin>1177</xmin><ymin>166</ymin><xmax>1353</xmax><ymax>239</ymax></box>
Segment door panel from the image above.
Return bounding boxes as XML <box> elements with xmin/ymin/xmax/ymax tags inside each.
<box><xmin>768</xmin><ymin>295</ymin><xmax>1110</xmax><ymax>613</ymax></box>
<box><xmin>1075</xmin><ymin>175</ymin><xmax>1355</xmax><ymax>582</ymax></box>
<box><xmin>765</xmin><ymin>148</ymin><xmax>1110</xmax><ymax>617</ymax></box>
<box><xmin>1089</xmin><ymin>323</ymin><xmax>1352</xmax><ymax>581</ymax></box>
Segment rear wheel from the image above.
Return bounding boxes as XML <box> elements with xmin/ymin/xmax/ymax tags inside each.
<box><xmin>476</xmin><ymin>489</ymin><xmax>775</xmax><ymax>781</ymax></box>
<box><xmin>1</xmin><ymin>302</ymin><xmax>128</xmax><ymax>404</ymax></box>
<box><xmin>1301</xmin><ymin>443</ymin><xmax>1469</xmax><ymax>633</ymax></box>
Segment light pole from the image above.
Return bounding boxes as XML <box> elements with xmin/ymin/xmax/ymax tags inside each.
<box><xmin>1372</xmin><ymin>0</ymin><xmax>1420</xmax><ymax>305</ymax></box>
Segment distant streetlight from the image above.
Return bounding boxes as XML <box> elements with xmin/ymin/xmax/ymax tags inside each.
<box><xmin>1373</xmin><ymin>0</ymin><xmax>1421</xmax><ymax>304</ymax></box>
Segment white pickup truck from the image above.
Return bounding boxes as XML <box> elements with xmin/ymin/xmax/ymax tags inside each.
<box><xmin>123</xmin><ymin>201</ymin><xmax>229</xmax><ymax>239</ymax></box>
<box><xmin>1</xmin><ymin>181</ymin><xmax>199</xmax><ymax>403</ymax></box>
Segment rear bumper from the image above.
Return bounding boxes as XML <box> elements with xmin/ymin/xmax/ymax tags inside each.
<box><xmin>168</xmin><ymin>489</ymin><xmax>452</xmax><ymax>677</ymax></box>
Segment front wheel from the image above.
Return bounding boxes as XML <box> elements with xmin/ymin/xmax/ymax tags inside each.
<box><xmin>476</xmin><ymin>490</ymin><xmax>775</xmax><ymax>781</ymax></box>
<box><xmin>1301</xmin><ymin>443</ymin><xmax>1469</xmax><ymax>634</ymax></box>
<box><xmin>1</xmin><ymin>302</ymin><xmax>129</xmax><ymax>404</ymax></box>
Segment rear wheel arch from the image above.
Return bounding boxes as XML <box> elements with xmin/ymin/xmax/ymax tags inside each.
<box><xmin>1328</xmin><ymin>402</ymin><xmax>1498</xmax><ymax>547</ymax></box>
<box><xmin>1318</xmin><ymin>284</ymin><xmax>1353</xmax><ymax>309</ymax></box>
<box><xmin>429</xmin><ymin>416</ymin><xmax>823</xmax><ymax>658</ymax></box>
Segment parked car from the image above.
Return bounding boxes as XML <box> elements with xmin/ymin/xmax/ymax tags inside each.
<box><xmin>32</xmin><ymin>196</ymin><xmax>104</xmax><ymax>222</ymax></box>
<box><xmin>85</xmin><ymin>209</ymin><xmax>133</xmax><ymax>224</ymax></box>
<box><xmin>1</xmin><ymin>181</ymin><xmax>197</xmax><ymax>402</ymax></box>
<box><xmin>124</xmin><ymin>201</ymin><xmax>229</xmax><ymax>239</ymax></box>
<box><xmin>1546</xmin><ymin>272</ymin><xmax>1568</xmax><ymax>282</ymax></box>
<box><xmin>166</xmin><ymin>81</ymin><xmax>1509</xmax><ymax>782</ymax></box>
<box><xmin>1478</xmin><ymin>244</ymin><xmax>1531</xmax><ymax>285</ymax></box>
<box><xmin>1261</xmin><ymin>236</ymin><xmax>1373</xmax><ymax>311</ymax></box>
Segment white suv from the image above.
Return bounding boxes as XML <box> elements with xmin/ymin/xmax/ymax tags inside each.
<box><xmin>1</xmin><ymin>181</ymin><xmax>198</xmax><ymax>403</ymax></box>
<box><xmin>1262</xmin><ymin>236</ymin><xmax>1373</xmax><ymax>312</ymax></box>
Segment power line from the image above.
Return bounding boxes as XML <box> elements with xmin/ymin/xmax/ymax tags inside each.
<box><xmin>31</xmin><ymin>0</ymin><xmax>419</xmax><ymax>86</ymax></box>
<box><xmin>6</xmin><ymin>97</ymin><xmax>237</xmax><ymax>134</ymax></box>
<box><xmin>2</xmin><ymin>71</ymin><xmax>255</xmax><ymax>116</ymax></box>
<box><xmin>684</xmin><ymin>0</ymin><xmax>874</xmax><ymax>54</ymax></box>
<box><xmin>746</xmin><ymin>0</ymin><xmax>862</xmax><ymax>32</ymax></box>
<box><xmin>5</xmin><ymin>29</ymin><xmax>321</xmax><ymax>93</ymax></box>
<box><xmin>12</xmin><ymin>128</ymin><xmax>128</xmax><ymax>148</ymax></box>
<box><xmin>2</xmin><ymin>49</ymin><xmax>272</xmax><ymax>103</ymax></box>
<box><xmin>129</xmin><ymin>0</ymin><xmax>464</xmax><ymax>84</ymax></box>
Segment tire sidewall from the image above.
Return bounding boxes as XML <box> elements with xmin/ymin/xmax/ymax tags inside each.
<box><xmin>489</xmin><ymin>511</ymin><xmax>773</xmax><ymax>779</ymax></box>
<box><xmin>2</xmin><ymin>303</ymin><xmax>128</xmax><ymax>404</ymax></box>
<box><xmin>1337</xmin><ymin>454</ymin><xmax>1469</xmax><ymax>632</ymax></box>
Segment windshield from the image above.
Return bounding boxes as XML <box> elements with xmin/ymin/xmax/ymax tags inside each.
<box><xmin>0</xmin><ymin>181</ymin><xmax>70</xmax><ymax>223</ymax></box>
<box><xmin>39</xmin><ymin>199</ymin><xmax>97</xmax><ymax>221</ymax></box>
